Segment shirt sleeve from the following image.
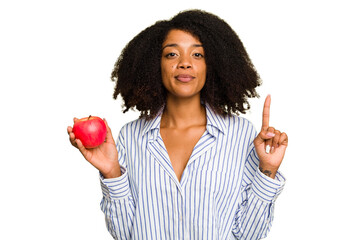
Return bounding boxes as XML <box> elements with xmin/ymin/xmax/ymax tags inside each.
<box><xmin>232</xmin><ymin>143</ymin><xmax>286</xmax><ymax>240</ymax></box>
<box><xmin>99</xmin><ymin>127</ymin><xmax>135</xmax><ymax>240</ymax></box>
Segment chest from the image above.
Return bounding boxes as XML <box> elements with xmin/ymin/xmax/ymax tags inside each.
<box><xmin>127</xmin><ymin>130</ymin><xmax>248</xmax><ymax>238</ymax></box>
<box><xmin>160</xmin><ymin>126</ymin><xmax>206</xmax><ymax>181</ymax></box>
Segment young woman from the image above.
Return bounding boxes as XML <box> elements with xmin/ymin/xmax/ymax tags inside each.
<box><xmin>68</xmin><ymin>10</ymin><xmax>288</xmax><ymax>239</ymax></box>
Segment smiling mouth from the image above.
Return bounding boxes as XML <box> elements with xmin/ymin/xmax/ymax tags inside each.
<box><xmin>175</xmin><ymin>74</ymin><xmax>195</xmax><ymax>83</ymax></box>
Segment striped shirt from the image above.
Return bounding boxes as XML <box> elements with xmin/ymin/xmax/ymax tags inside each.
<box><xmin>100</xmin><ymin>104</ymin><xmax>285</xmax><ymax>240</ymax></box>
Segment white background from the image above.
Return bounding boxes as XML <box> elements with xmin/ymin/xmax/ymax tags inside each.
<box><xmin>1</xmin><ymin>0</ymin><xmax>359</xmax><ymax>239</ymax></box>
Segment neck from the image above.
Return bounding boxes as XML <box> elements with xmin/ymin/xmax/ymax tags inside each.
<box><xmin>161</xmin><ymin>95</ymin><xmax>206</xmax><ymax>129</ymax></box>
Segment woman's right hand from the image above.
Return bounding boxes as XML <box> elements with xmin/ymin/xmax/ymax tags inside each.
<box><xmin>67</xmin><ymin>118</ymin><xmax>121</xmax><ymax>179</ymax></box>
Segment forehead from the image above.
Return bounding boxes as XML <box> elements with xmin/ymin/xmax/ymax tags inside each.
<box><xmin>162</xmin><ymin>29</ymin><xmax>202</xmax><ymax>46</ymax></box>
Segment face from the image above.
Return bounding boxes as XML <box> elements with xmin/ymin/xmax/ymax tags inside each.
<box><xmin>161</xmin><ymin>29</ymin><xmax>206</xmax><ymax>100</ymax></box>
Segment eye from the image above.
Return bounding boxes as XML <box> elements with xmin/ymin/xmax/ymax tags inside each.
<box><xmin>165</xmin><ymin>52</ymin><xmax>177</xmax><ymax>58</ymax></box>
<box><xmin>193</xmin><ymin>53</ymin><xmax>204</xmax><ymax>58</ymax></box>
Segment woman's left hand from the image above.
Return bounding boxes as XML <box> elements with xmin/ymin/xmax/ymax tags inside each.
<box><xmin>254</xmin><ymin>95</ymin><xmax>288</xmax><ymax>179</ymax></box>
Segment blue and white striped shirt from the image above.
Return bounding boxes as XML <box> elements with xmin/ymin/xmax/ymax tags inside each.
<box><xmin>100</xmin><ymin>104</ymin><xmax>285</xmax><ymax>239</ymax></box>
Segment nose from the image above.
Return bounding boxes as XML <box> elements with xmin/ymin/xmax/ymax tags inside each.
<box><xmin>178</xmin><ymin>56</ymin><xmax>192</xmax><ymax>69</ymax></box>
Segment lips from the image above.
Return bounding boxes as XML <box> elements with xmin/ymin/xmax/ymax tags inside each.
<box><xmin>175</xmin><ymin>74</ymin><xmax>195</xmax><ymax>83</ymax></box>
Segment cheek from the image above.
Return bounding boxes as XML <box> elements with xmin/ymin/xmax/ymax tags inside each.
<box><xmin>161</xmin><ymin>62</ymin><xmax>176</xmax><ymax>73</ymax></box>
<box><xmin>198</xmin><ymin>65</ymin><xmax>207</xmax><ymax>80</ymax></box>
<box><xmin>162</xmin><ymin>66</ymin><xmax>175</xmax><ymax>77</ymax></box>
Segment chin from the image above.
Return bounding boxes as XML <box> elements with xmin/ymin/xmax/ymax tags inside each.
<box><xmin>169</xmin><ymin>91</ymin><xmax>201</xmax><ymax>100</ymax></box>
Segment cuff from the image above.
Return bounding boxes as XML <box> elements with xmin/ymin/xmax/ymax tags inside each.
<box><xmin>100</xmin><ymin>166</ymin><xmax>130</xmax><ymax>200</ymax></box>
<box><xmin>251</xmin><ymin>168</ymin><xmax>286</xmax><ymax>203</ymax></box>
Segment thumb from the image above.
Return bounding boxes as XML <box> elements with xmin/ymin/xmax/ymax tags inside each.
<box><xmin>255</xmin><ymin>130</ymin><xmax>276</xmax><ymax>143</ymax></box>
<box><xmin>103</xmin><ymin>118</ymin><xmax>115</xmax><ymax>144</ymax></box>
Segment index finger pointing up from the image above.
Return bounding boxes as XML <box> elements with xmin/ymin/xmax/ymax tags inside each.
<box><xmin>262</xmin><ymin>94</ymin><xmax>271</xmax><ymax>131</ymax></box>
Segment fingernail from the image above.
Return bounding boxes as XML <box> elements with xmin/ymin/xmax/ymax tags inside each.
<box><xmin>271</xmin><ymin>146</ymin><xmax>275</xmax><ymax>154</ymax></box>
<box><xmin>266</xmin><ymin>145</ymin><xmax>271</xmax><ymax>154</ymax></box>
<box><xmin>266</xmin><ymin>132</ymin><xmax>275</xmax><ymax>137</ymax></box>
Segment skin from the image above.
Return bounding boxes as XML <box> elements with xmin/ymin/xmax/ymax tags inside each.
<box><xmin>161</xmin><ymin>29</ymin><xmax>206</xmax><ymax>100</ymax></box>
<box><xmin>254</xmin><ymin>94</ymin><xmax>288</xmax><ymax>179</ymax></box>
<box><xmin>67</xmin><ymin>29</ymin><xmax>288</xmax><ymax>180</ymax></box>
<box><xmin>159</xmin><ymin>29</ymin><xmax>207</xmax><ymax>181</ymax></box>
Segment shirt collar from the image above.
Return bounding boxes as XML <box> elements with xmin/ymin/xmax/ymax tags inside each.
<box><xmin>204</xmin><ymin>103</ymin><xmax>226</xmax><ymax>135</ymax></box>
<box><xmin>141</xmin><ymin>106</ymin><xmax>164</xmax><ymax>137</ymax></box>
<box><xmin>141</xmin><ymin>103</ymin><xmax>227</xmax><ymax>138</ymax></box>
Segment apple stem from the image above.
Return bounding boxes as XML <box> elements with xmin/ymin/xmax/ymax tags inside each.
<box><xmin>88</xmin><ymin>115</ymin><xmax>91</xmax><ymax>120</ymax></box>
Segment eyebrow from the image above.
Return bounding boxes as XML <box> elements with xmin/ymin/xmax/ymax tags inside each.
<box><xmin>162</xmin><ymin>43</ymin><xmax>203</xmax><ymax>50</ymax></box>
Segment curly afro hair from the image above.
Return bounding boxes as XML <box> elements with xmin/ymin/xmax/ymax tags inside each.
<box><xmin>111</xmin><ymin>9</ymin><xmax>261</xmax><ymax>119</ymax></box>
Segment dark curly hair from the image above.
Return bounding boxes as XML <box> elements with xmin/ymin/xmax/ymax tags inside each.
<box><xmin>111</xmin><ymin>9</ymin><xmax>261</xmax><ymax>119</ymax></box>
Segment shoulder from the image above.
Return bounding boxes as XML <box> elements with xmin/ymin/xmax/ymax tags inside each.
<box><xmin>221</xmin><ymin>114</ymin><xmax>258</xmax><ymax>144</ymax></box>
<box><xmin>117</xmin><ymin>108</ymin><xmax>163</xmax><ymax>142</ymax></box>
<box><xmin>119</xmin><ymin>118</ymin><xmax>147</xmax><ymax>135</ymax></box>
<box><xmin>225</xmin><ymin>114</ymin><xmax>256</xmax><ymax>133</ymax></box>
<box><xmin>117</xmin><ymin>117</ymin><xmax>147</xmax><ymax>141</ymax></box>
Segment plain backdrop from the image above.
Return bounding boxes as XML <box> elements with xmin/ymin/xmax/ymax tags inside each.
<box><xmin>1</xmin><ymin>0</ymin><xmax>359</xmax><ymax>239</ymax></box>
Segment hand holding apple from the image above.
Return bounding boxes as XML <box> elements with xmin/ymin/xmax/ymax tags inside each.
<box><xmin>72</xmin><ymin>115</ymin><xmax>107</xmax><ymax>148</ymax></box>
<box><xmin>67</xmin><ymin>116</ymin><xmax>121</xmax><ymax>178</ymax></box>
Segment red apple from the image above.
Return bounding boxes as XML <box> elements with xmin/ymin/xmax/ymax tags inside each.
<box><xmin>73</xmin><ymin>115</ymin><xmax>107</xmax><ymax>148</ymax></box>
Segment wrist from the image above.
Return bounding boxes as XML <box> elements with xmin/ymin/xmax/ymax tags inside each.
<box><xmin>259</xmin><ymin>163</ymin><xmax>278</xmax><ymax>179</ymax></box>
<box><xmin>102</xmin><ymin>164</ymin><xmax>122</xmax><ymax>179</ymax></box>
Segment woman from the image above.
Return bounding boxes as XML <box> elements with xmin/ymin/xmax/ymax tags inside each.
<box><xmin>68</xmin><ymin>10</ymin><xmax>288</xmax><ymax>239</ymax></box>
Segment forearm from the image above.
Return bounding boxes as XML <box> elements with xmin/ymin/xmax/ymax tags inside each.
<box><xmin>100</xmin><ymin>168</ymin><xmax>135</xmax><ymax>239</ymax></box>
<box><xmin>233</xmin><ymin>169</ymin><xmax>285</xmax><ymax>239</ymax></box>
